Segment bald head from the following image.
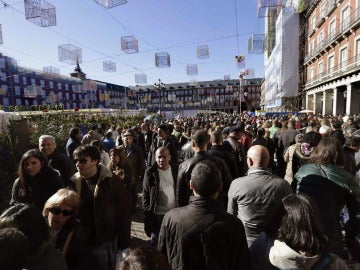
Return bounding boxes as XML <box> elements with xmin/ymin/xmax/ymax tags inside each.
<box><xmin>247</xmin><ymin>145</ymin><xmax>270</xmax><ymax>168</ymax></box>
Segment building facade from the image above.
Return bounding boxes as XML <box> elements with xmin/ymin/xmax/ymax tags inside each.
<box><xmin>303</xmin><ymin>0</ymin><xmax>360</xmax><ymax>115</ymax></box>
<box><xmin>131</xmin><ymin>78</ymin><xmax>262</xmax><ymax>116</ymax></box>
<box><xmin>1</xmin><ymin>53</ymin><xmax>262</xmax><ymax>114</ymax></box>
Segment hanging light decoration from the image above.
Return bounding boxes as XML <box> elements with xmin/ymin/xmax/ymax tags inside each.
<box><xmin>155</xmin><ymin>52</ymin><xmax>170</xmax><ymax>68</ymax></box>
<box><xmin>121</xmin><ymin>36</ymin><xmax>139</xmax><ymax>54</ymax></box>
<box><xmin>186</xmin><ymin>64</ymin><xmax>198</xmax><ymax>76</ymax></box>
<box><xmin>24</xmin><ymin>0</ymin><xmax>56</xmax><ymax>27</ymax></box>
<box><xmin>235</xmin><ymin>54</ymin><xmax>245</xmax><ymax>68</ymax></box>
<box><xmin>135</xmin><ymin>73</ymin><xmax>147</xmax><ymax>84</ymax></box>
<box><xmin>103</xmin><ymin>61</ymin><xmax>116</xmax><ymax>72</ymax></box>
<box><xmin>43</xmin><ymin>66</ymin><xmax>60</xmax><ymax>78</ymax></box>
<box><xmin>58</xmin><ymin>44</ymin><xmax>82</xmax><ymax>65</ymax></box>
<box><xmin>248</xmin><ymin>34</ymin><xmax>265</xmax><ymax>54</ymax></box>
<box><xmin>93</xmin><ymin>0</ymin><xmax>127</xmax><ymax>9</ymax></box>
<box><xmin>197</xmin><ymin>45</ymin><xmax>209</xmax><ymax>59</ymax></box>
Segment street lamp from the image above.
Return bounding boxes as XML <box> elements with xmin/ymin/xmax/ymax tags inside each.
<box><xmin>238</xmin><ymin>69</ymin><xmax>248</xmax><ymax>113</ymax></box>
<box><xmin>154</xmin><ymin>79</ymin><xmax>165</xmax><ymax>116</ymax></box>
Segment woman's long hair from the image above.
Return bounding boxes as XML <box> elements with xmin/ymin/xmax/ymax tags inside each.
<box><xmin>18</xmin><ymin>149</ymin><xmax>48</xmax><ymax>186</ymax></box>
<box><xmin>309</xmin><ymin>137</ymin><xmax>345</xmax><ymax>166</ymax></box>
<box><xmin>277</xmin><ymin>194</ymin><xmax>328</xmax><ymax>256</ymax></box>
<box><xmin>109</xmin><ymin>147</ymin><xmax>128</xmax><ymax>169</ymax></box>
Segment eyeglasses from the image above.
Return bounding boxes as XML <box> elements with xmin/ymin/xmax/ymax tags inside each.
<box><xmin>49</xmin><ymin>207</ymin><xmax>73</xmax><ymax>216</ymax></box>
<box><xmin>74</xmin><ymin>158</ymin><xmax>88</xmax><ymax>164</ymax></box>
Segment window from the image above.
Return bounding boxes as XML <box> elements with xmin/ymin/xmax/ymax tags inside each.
<box><xmin>320</xmin><ymin>1</ymin><xmax>326</xmax><ymax>18</ymax></box>
<box><xmin>1</xmin><ymin>72</ymin><xmax>6</xmax><ymax>81</ymax></box>
<box><xmin>318</xmin><ymin>30</ymin><xmax>324</xmax><ymax>47</ymax></box>
<box><xmin>31</xmin><ymin>78</ymin><xmax>35</xmax><ymax>85</ymax></box>
<box><xmin>22</xmin><ymin>77</ymin><xmax>27</xmax><ymax>85</ymax></box>
<box><xmin>58</xmin><ymin>83</ymin><xmax>61</xmax><ymax>89</ymax></box>
<box><xmin>329</xmin><ymin>19</ymin><xmax>336</xmax><ymax>39</ymax></box>
<box><xmin>49</xmin><ymin>81</ymin><xmax>53</xmax><ymax>88</ymax></box>
<box><xmin>318</xmin><ymin>62</ymin><xmax>323</xmax><ymax>78</ymax></box>
<box><xmin>2</xmin><ymin>97</ymin><xmax>9</xmax><ymax>106</ymax></box>
<box><xmin>14</xmin><ymin>75</ymin><xmax>19</xmax><ymax>83</ymax></box>
<box><xmin>16</xmin><ymin>99</ymin><xmax>21</xmax><ymax>105</ymax></box>
<box><xmin>311</xmin><ymin>15</ymin><xmax>316</xmax><ymax>30</ymax></box>
<box><xmin>309</xmin><ymin>40</ymin><xmax>315</xmax><ymax>53</ymax></box>
<box><xmin>340</xmin><ymin>47</ymin><xmax>348</xmax><ymax>68</ymax></box>
<box><xmin>65</xmin><ymin>84</ymin><xmax>69</xmax><ymax>91</ymax></box>
<box><xmin>40</xmin><ymin>80</ymin><xmax>45</xmax><ymax>87</ymax></box>
<box><xmin>15</xmin><ymin>86</ymin><xmax>20</xmax><ymax>96</ymax></box>
<box><xmin>355</xmin><ymin>39</ymin><xmax>360</xmax><ymax>62</ymax></box>
<box><xmin>328</xmin><ymin>55</ymin><xmax>335</xmax><ymax>73</ymax></box>
<box><xmin>341</xmin><ymin>6</ymin><xmax>350</xmax><ymax>31</ymax></box>
<box><xmin>310</xmin><ymin>67</ymin><xmax>315</xmax><ymax>79</ymax></box>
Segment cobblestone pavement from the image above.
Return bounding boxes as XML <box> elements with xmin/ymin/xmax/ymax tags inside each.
<box><xmin>130</xmin><ymin>192</ymin><xmax>150</xmax><ymax>248</ymax></box>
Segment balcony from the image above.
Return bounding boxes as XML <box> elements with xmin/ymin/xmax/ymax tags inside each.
<box><xmin>304</xmin><ymin>7</ymin><xmax>360</xmax><ymax>64</ymax></box>
<box><xmin>305</xmin><ymin>54</ymin><xmax>360</xmax><ymax>88</ymax></box>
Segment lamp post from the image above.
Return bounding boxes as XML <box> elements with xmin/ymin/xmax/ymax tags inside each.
<box><xmin>238</xmin><ymin>69</ymin><xmax>248</xmax><ymax>113</ymax></box>
<box><xmin>154</xmin><ymin>79</ymin><xmax>165</xmax><ymax>116</ymax></box>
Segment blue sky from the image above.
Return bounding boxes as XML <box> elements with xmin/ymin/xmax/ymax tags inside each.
<box><xmin>0</xmin><ymin>0</ymin><xmax>264</xmax><ymax>86</ymax></box>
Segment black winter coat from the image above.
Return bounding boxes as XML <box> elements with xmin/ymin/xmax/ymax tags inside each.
<box><xmin>142</xmin><ymin>164</ymin><xmax>178</xmax><ymax>236</ymax></box>
<box><xmin>176</xmin><ymin>151</ymin><xmax>232</xmax><ymax>208</ymax></box>
<box><xmin>158</xmin><ymin>196</ymin><xmax>251</xmax><ymax>270</ymax></box>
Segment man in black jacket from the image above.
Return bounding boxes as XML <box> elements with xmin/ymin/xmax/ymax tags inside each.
<box><xmin>176</xmin><ymin>129</ymin><xmax>232</xmax><ymax>208</ymax></box>
<box><xmin>158</xmin><ymin>160</ymin><xmax>251</xmax><ymax>270</ymax></box>
<box><xmin>39</xmin><ymin>134</ymin><xmax>77</xmax><ymax>187</ymax></box>
<box><xmin>142</xmin><ymin>147</ymin><xmax>177</xmax><ymax>247</ymax></box>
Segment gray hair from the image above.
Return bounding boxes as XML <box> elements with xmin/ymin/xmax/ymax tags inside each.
<box><xmin>39</xmin><ymin>135</ymin><xmax>55</xmax><ymax>144</ymax></box>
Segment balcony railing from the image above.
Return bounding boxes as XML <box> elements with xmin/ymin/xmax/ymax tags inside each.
<box><xmin>305</xmin><ymin>54</ymin><xmax>360</xmax><ymax>88</ymax></box>
<box><xmin>305</xmin><ymin>6</ymin><xmax>360</xmax><ymax>63</ymax></box>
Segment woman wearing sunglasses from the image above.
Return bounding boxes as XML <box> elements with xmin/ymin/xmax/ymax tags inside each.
<box><xmin>43</xmin><ymin>188</ymin><xmax>91</xmax><ymax>270</ymax></box>
<box><xmin>10</xmin><ymin>149</ymin><xmax>64</xmax><ymax>210</ymax></box>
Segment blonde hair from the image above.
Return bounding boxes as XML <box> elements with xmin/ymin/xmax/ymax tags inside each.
<box><xmin>43</xmin><ymin>189</ymin><xmax>80</xmax><ymax>217</ymax></box>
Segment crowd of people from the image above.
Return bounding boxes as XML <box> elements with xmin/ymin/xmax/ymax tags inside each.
<box><xmin>0</xmin><ymin>111</ymin><xmax>359</xmax><ymax>270</ymax></box>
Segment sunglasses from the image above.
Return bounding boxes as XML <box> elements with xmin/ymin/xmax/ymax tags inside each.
<box><xmin>49</xmin><ymin>207</ymin><xmax>73</xmax><ymax>216</ymax></box>
<box><xmin>74</xmin><ymin>158</ymin><xmax>88</xmax><ymax>164</ymax></box>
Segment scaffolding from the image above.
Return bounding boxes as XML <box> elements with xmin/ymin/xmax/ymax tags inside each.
<box><xmin>24</xmin><ymin>0</ymin><xmax>56</xmax><ymax>27</ymax></box>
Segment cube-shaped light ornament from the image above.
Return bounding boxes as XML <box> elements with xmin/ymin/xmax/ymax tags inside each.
<box><xmin>248</xmin><ymin>34</ymin><xmax>265</xmax><ymax>54</ymax></box>
<box><xmin>43</xmin><ymin>66</ymin><xmax>60</xmax><ymax>78</ymax></box>
<box><xmin>155</xmin><ymin>52</ymin><xmax>170</xmax><ymax>68</ymax></box>
<box><xmin>24</xmin><ymin>0</ymin><xmax>56</xmax><ymax>27</ymax></box>
<box><xmin>187</xmin><ymin>64</ymin><xmax>198</xmax><ymax>76</ymax></box>
<box><xmin>197</xmin><ymin>45</ymin><xmax>209</xmax><ymax>59</ymax></box>
<box><xmin>93</xmin><ymin>0</ymin><xmax>127</xmax><ymax>8</ymax></box>
<box><xmin>121</xmin><ymin>36</ymin><xmax>138</xmax><ymax>54</ymax></box>
<box><xmin>103</xmin><ymin>61</ymin><xmax>116</xmax><ymax>72</ymax></box>
<box><xmin>135</xmin><ymin>73</ymin><xmax>147</xmax><ymax>84</ymax></box>
<box><xmin>58</xmin><ymin>44</ymin><xmax>82</xmax><ymax>65</ymax></box>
